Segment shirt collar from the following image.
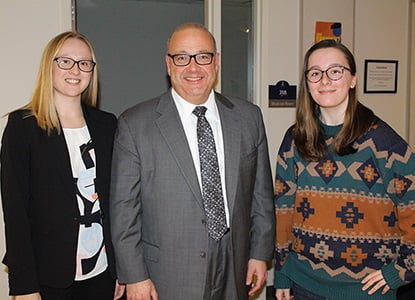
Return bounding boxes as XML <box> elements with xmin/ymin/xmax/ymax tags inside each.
<box><xmin>171</xmin><ymin>88</ymin><xmax>218</xmax><ymax>120</ymax></box>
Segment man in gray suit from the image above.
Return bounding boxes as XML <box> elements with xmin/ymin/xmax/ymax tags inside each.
<box><xmin>110</xmin><ymin>23</ymin><xmax>275</xmax><ymax>300</ymax></box>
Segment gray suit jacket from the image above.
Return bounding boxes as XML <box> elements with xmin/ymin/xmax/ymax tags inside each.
<box><xmin>110</xmin><ymin>90</ymin><xmax>275</xmax><ymax>299</ymax></box>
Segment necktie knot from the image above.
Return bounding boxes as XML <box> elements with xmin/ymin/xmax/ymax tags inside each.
<box><xmin>193</xmin><ymin>106</ymin><xmax>207</xmax><ymax>118</ymax></box>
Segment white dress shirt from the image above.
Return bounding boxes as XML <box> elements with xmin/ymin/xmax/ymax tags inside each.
<box><xmin>171</xmin><ymin>88</ymin><xmax>230</xmax><ymax>226</ymax></box>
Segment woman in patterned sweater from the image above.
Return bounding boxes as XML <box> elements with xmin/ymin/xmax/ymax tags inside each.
<box><xmin>274</xmin><ymin>39</ymin><xmax>415</xmax><ymax>300</ymax></box>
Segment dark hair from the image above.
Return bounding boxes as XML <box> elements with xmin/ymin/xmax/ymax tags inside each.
<box><xmin>294</xmin><ymin>39</ymin><xmax>375</xmax><ymax>161</ymax></box>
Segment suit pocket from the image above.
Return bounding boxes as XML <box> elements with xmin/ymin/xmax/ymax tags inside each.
<box><xmin>143</xmin><ymin>241</ymin><xmax>160</xmax><ymax>262</ymax></box>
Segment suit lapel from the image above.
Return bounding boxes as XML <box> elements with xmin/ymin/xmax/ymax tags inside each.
<box><xmin>83</xmin><ymin>107</ymin><xmax>105</xmax><ymax>183</ymax></box>
<box><xmin>155</xmin><ymin>92</ymin><xmax>204</xmax><ymax>209</ymax></box>
<box><xmin>84</xmin><ymin>111</ymin><xmax>100</xmax><ymax>195</ymax></box>
<box><xmin>215</xmin><ymin>93</ymin><xmax>240</xmax><ymax>216</ymax></box>
<box><xmin>43</xmin><ymin>128</ymin><xmax>75</xmax><ymax>201</ymax></box>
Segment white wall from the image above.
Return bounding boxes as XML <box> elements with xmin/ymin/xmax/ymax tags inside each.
<box><xmin>0</xmin><ymin>1</ymin><xmax>72</xmax><ymax>127</ymax></box>
<box><xmin>301</xmin><ymin>0</ymin><xmax>354</xmax><ymax>53</ymax></box>
<box><xmin>257</xmin><ymin>0</ymin><xmax>299</xmax><ymax>176</ymax></box>
<box><xmin>354</xmin><ymin>0</ymin><xmax>411</xmax><ymax>138</ymax></box>
<box><xmin>0</xmin><ymin>1</ymin><xmax>72</xmax><ymax>298</ymax></box>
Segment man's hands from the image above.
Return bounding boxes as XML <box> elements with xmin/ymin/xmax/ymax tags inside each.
<box><xmin>246</xmin><ymin>259</ymin><xmax>268</xmax><ymax>296</ymax></box>
<box><xmin>114</xmin><ymin>280</ymin><xmax>126</xmax><ymax>299</ymax></box>
<box><xmin>125</xmin><ymin>279</ymin><xmax>158</xmax><ymax>300</ymax></box>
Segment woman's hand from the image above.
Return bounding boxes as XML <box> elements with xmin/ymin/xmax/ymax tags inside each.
<box><xmin>275</xmin><ymin>288</ymin><xmax>292</xmax><ymax>300</ymax></box>
<box><xmin>15</xmin><ymin>293</ymin><xmax>41</xmax><ymax>300</ymax></box>
<box><xmin>361</xmin><ymin>270</ymin><xmax>390</xmax><ymax>295</ymax></box>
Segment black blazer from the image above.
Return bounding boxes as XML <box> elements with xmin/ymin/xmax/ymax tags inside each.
<box><xmin>1</xmin><ymin>105</ymin><xmax>117</xmax><ymax>295</ymax></box>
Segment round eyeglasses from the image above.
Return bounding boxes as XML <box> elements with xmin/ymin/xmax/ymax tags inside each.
<box><xmin>167</xmin><ymin>52</ymin><xmax>215</xmax><ymax>66</ymax></box>
<box><xmin>305</xmin><ymin>65</ymin><xmax>352</xmax><ymax>83</ymax></box>
<box><xmin>54</xmin><ymin>57</ymin><xmax>96</xmax><ymax>72</ymax></box>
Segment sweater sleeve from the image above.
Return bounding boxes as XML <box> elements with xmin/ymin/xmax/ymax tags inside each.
<box><xmin>274</xmin><ymin>128</ymin><xmax>297</xmax><ymax>289</ymax></box>
<box><xmin>376</xmin><ymin>127</ymin><xmax>415</xmax><ymax>289</ymax></box>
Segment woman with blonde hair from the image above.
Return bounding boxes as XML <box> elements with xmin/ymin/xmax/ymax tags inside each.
<box><xmin>1</xmin><ymin>31</ymin><xmax>123</xmax><ymax>300</ymax></box>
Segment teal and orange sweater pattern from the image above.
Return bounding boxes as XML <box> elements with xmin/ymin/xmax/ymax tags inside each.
<box><xmin>274</xmin><ymin>118</ymin><xmax>415</xmax><ymax>300</ymax></box>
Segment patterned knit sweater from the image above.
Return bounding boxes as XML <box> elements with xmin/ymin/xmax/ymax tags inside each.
<box><xmin>274</xmin><ymin>118</ymin><xmax>415</xmax><ymax>300</ymax></box>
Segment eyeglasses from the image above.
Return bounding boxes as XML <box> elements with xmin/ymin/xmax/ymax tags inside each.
<box><xmin>167</xmin><ymin>52</ymin><xmax>215</xmax><ymax>66</ymax></box>
<box><xmin>54</xmin><ymin>57</ymin><xmax>96</xmax><ymax>72</ymax></box>
<box><xmin>305</xmin><ymin>65</ymin><xmax>352</xmax><ymax>83</ymax></box>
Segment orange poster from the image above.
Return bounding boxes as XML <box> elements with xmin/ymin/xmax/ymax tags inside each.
<box><xmin>315</xmin><ymin>21</ymin><xmax>341</xmax><ymax>43</ymax></box>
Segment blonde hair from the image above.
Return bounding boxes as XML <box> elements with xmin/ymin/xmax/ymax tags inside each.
<box><xmin>23</xmin><ymin>31</ymin><xmax>98</xmax><ymax>134</ymax></box>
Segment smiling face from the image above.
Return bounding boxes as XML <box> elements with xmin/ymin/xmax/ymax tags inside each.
<box><xmin>52</xmin><ymin>38</ymin><xmax>93</xmax><ymax>103</ymax></box>
<box><xmin>307</xmin><ymin>47</ymin><xmax>357</xmax><ymax>124</ymax></box>
<box><xmin>166</xmin><ymin>26</ymin><xmax>219</xmax><ymax>105</ymax></box>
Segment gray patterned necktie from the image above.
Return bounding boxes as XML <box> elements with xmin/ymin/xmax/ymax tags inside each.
<box><xmin>193</xmin><ymin>106</ymin><xmax>227</xmax><ymax>241</ymax></box>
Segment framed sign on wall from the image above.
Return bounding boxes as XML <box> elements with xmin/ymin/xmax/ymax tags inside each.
<box><xmin>364</xmin><ymin>59</ymin><xmax>398</xmax><ymax>94</ymax></box>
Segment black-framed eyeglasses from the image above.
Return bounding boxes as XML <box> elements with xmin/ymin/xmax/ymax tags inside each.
<box><xmin>167</xmin><ymin>52</ymin><xmax>215</xmax><ymax>66</ymax></box>
<box><xmin>305</xmin><ymin>65</ymin><xmax>352</xmax><ymax>83</ymax></box>
<box><xmin>54</xmin><ymin>57</ymin><xmax>96</xmax><ymax>72</ymax></box>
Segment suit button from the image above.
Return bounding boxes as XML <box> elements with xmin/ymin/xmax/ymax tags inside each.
<box><xmin>201</xmin><ymin>219</ymin><xmax>206</xmax><ymax>225</ymax></box>
<box><xmin>73</xmin><ymin>217</ymin><xmax>78</xmax><ymax>221</ymax></box>
<box><xmin>200</xmin><ymin>252</ymin><xmax>206</xmax><ymax>258</ymax></box>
